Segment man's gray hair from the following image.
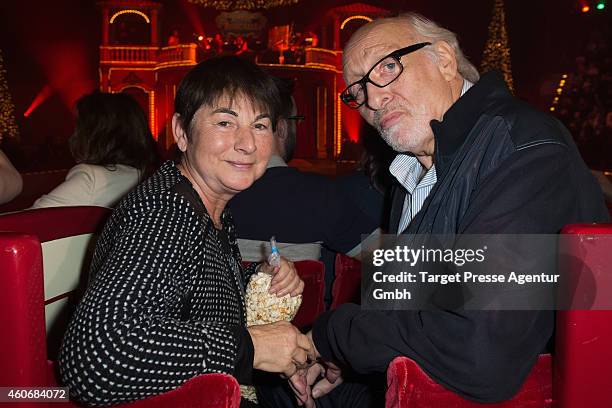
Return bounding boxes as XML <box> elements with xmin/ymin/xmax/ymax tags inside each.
<box><xmin>394</xmin><ymin>13</ymin><xmax>480</xmax><ymax>83</ymax></box>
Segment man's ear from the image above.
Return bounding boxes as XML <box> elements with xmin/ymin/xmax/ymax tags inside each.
<box><xmin>276</xmin><ymin>118</ymin><xmax>288</xmax><ymax>142</ymax></box>
<box><xmin>172</xmin><ymin>113</ymin><xmax>189</xmax><ymax>152</ymax></box>
<box><xmin>433</xmin><ymin>41</ymin><xmax>459</xmax><ymax>82</ymax></box>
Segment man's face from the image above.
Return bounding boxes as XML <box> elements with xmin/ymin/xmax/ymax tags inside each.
<box><xmin>343</xmin><ymin>21</ymin><xmax>457</xmax><ymax>157</ymax></box>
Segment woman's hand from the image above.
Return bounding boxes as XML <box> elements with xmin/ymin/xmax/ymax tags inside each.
<box><xmin>248</xmin><ymin>321</ymin><xmax>315</xmax><ymax>377</ymax></box>
<box><xmin>259</xmin><ymin>256</ymin><xmax>304</xmax><ymax>297</ymax></box>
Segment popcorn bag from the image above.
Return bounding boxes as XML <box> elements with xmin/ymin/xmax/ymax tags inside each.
<box><xmin>240</xmin><ymin>272</ymin><xmax>302</xmax><ymax>403</ymax></box>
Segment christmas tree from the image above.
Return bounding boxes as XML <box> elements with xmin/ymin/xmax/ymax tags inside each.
<box><xmin>481</xmin><ymin>0</ymin><xmax>514</xmax><ymax>93</ymax></box>
<box><xmin>0</xmin><ymin>48</ymin><xmax>19</xmax><ymax>139</ymax></box>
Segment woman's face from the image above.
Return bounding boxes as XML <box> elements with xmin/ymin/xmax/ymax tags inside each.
<box><xmin>174</xmin><ymin>93</ymin><xmax>274</xmax><ymax>199</ymax></box>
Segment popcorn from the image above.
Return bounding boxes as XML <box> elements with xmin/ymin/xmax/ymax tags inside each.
<box><xmin>245</xmin><ymin>272</ymin><xmax>302</xmax><ymax>326</ymax></box>
<box><xmin>241</xmin><ymin>272</ymin><xmax>302</xmax><ymax>403</ymax></box>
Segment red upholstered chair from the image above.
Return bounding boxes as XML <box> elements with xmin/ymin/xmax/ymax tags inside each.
<box><xmin>291</xmin><ymin>260</ymin><xmax>326</xmax><ymax>330</ymax></box>
<box><xmin>0</xmin><ymin>207</ymin><xmax>240</xmax><ymax>407</ymax></box>
<box><xmin>386</xmin><ymin>355</ymin><xmax>552</xmax><ymax>408</ymax></box>
<box><xmin>45</xmin><ymin>361</ymin><xmax>240</xmax><ymax>408</ymax></box>
<box><xmin>385</xmin><ymin>223</ymin><xmax>612</xmax><ymax>408</ymax></box>
<box><xmin>0</xmin><ymin>232</ymin><xmax>47</xmax><ymax>388</ymax></box>
<box><xmin>330</xmin><ymin>253</ymin><xmax>362</xmax><ymax>310</ymax></box>
<box><xmin>554</xmin><ymin>224</ymin><xmax>612</xmax><ymax>408</ymax></box>
<box><xmin>0</xmin><ymin>206</ymin><xmax>113</xmax><ymax>359</ymax></box>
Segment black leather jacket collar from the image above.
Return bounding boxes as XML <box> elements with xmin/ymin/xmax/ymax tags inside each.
<box><xmin>431</xmin><ymin>71</ymin><xmax>511</xmax><ymax>179</ymax></box>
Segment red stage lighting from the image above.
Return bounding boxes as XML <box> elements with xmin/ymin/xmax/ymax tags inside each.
<box><xmin>198</xmin><ymin>35</ymin><xmax>204</xmax><ymax>41</ymax></box>
<box><xmin>178</xmin><ymin>0</ymin><xmax>205</xmax><ymax>42</ymax></box>
<box><xmin>582</xmin><ymin>5</ymin><xmax>590</xmax><ymax>12</ymax></box>
<box><xmin>23</xmin><ymin>85</ymin><xmax>53</xmax><ymax>117</ymax></box>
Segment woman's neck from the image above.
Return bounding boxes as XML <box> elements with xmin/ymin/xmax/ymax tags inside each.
<box><xmin>176</xmin><ymin>161</ymin><xmax>228</xmax><ymax>229</ymax></box>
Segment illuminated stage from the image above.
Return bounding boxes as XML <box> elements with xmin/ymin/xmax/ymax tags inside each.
<box><xmin>98</xmin><ymin>0</ymin><xmax>387</xmax><ymax>160</ymax></box>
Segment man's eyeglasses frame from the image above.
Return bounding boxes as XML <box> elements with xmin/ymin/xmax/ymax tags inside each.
<box><xmin>340</xmin><ymin>42</ymin><xmax>431</xmax><ymax>109</ymax></box>
<box><xmin>286</xmin><ymin>115</ymin><xmax>305</xmax><ymax>121</ymax></box>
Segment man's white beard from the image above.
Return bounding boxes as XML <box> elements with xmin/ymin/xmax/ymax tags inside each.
<box><xmin>377</xmin><ymin>119</ymin><xmax>432</xmax><ymax>154</ymax></box>
<box><xmin>379</xmin><ymin>123</ymin><xmax>406</xmax><ymax>152</ymax></box>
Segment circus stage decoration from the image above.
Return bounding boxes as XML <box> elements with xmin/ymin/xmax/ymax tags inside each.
<box><xmin>188</xmin><ymin>0</ymin><xmax>299</xmax><ymax>10</ymax></box>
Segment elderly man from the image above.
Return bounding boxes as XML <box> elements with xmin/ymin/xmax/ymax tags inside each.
<box><xmin>258</xmin><ymin>12</ymin><xmax>609</xmax><ymax>408</ymax></box>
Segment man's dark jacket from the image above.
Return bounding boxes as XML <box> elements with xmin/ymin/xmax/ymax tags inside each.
<box><xmin>312</xmin><ymin>72</ymin><xmax>609</xmax><ymax>402</ymax></box>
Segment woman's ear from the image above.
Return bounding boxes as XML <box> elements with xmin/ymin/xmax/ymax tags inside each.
<box><xmin>434</xmin><ymin>41</ymin><xmax>459</xmax><ymax>82</ymax></box>
<box><xmin>172</xmin><ymin>113</ymin><xmax>188</xmax><ymax>152</ymax></box>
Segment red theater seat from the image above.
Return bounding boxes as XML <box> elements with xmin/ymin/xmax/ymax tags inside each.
<box><xmin>386</xmin><ymin>355</ymin><xmax>552</xmax><ymax>408</ymax></box>
<box><xmin>0</xmin><ymin>207</ymin><xmax>240</xmax><ymax>407</ymax></box>
<box><xmin>330</xmin><ymin>253</ymin><xmax>362</xmax><ymax>309</ymax></box>
<box><xmin>384</xmin><ymin>223</ymin><xmax>612</xmax><ymax>407</ymax></box>
<box><xmin>0</xmin><ymin>232</ymin><xmax>47</xmax><ymax>388</ymax></box>
<box><xmin>290</xmin><ymin>260</ymin><xmax>326</xmax><ymax>330</ymax></box>
<box><xmin>554</xmin><ymin>223</ymin><xmax>612</xmax><ymax>408</ymax></box>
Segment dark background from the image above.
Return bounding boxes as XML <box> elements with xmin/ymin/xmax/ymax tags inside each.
<box><xmin>0</xmin><ymin>0</ymin><xmax>609</xmax><ymax>169</ymax></box>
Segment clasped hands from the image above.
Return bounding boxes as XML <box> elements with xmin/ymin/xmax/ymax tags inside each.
<box><xmin>250</xmin><ymin>258</ymin><xmax>342</xmax><ymax>404</ymax></box>
<box><xmin>289</xmin><ymin>356</ymin><xmax>343</xmax><ymax>408</ymax></box>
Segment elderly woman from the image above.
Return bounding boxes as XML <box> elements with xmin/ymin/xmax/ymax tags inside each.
<box><xmin>59</xmin><ymin>56</ymin><xmax>311</xmax><ymax>406</ymax></box>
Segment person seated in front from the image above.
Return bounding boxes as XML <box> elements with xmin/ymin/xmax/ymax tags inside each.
<box><xmin>32</xmin><ymin>91</ymin><xmax>157</xmax><ymax>208</ymax></box>
<box><xmin>229</xmin><ymin>77</ymin><xmax>381</xmax><ymax>262</ymax></box>
<box><xmin>58</xmin><ymin>56</ymin><xmax>313</xmax><ymax>407</ymax></box>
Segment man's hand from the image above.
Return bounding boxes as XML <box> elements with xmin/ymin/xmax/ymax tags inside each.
<box><xmin>248</xmin><ymin>321</ymin><xmax>314</xmax><ymax>377</ymax></box>
<box><xmin>289</xmin><ymin>361</ymin><xmax>343</xmax><ymax>407</ymax></box>
<box><xmin>259</xmin><ymin>256</ymin><xmax>304</xmax><ymax>297</ymax></box>
<box><xmin>289</xmin><ymin>363</ymin><xmax>322</xmax><ymax>408</ymax></box>
<box><xmin>312</xmin><ymin>360</ymin><xmax>343</xmax><ymax>399</ymax></box>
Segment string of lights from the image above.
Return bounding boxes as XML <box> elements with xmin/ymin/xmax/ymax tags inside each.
<box><xmin>480</xmin><ymin>0</ymin><xmax>514</xmax><ymax>93</ymax></box>
<box><xmin>0</xmin><ymin>49</ymin><xmax>19</xmax><ymax>140</ymax></box>
<box><xmin>188</xmin><ymin>0</ymin><xmax>299</xmax><ymax>10</ymax></box>
<box><xmin>549</xmin><ymin>74</ymin><xmax>568</xmax><ymax>112</ymax></box>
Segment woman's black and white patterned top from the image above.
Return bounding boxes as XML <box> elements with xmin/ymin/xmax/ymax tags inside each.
<box><xmin>59</xmin><ymin>161</ymin><xmax>257</xmax><ymax>406</ymax></box>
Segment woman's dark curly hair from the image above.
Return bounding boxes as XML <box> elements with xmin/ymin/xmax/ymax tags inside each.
<box><xmin>69</xmin><ymin>91</ymin><xmax>158</xmax><ymax>173</ymax></box>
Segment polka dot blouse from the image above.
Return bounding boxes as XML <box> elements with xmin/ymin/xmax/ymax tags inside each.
<box><xmin>59</xmin><ymin>161</ymin><xmax>257</xmax><ymax>406</ymax></box>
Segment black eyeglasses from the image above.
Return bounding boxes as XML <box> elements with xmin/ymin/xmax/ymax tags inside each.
<box><xmin>340</xmin><ymin>42</ymin><xmax>431</xmax><ymax>109</ymax></box>
<box><xmin>286</xmin><ymin>115</ymin><xmax>305</xmax><ymax>122</ymax></box>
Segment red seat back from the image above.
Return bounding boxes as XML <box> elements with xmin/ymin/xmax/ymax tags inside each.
<box><xmin>386</xmin><ymin>354</ymin><xmax>552</xmax><ymax>408</ymax></box>
<box><xmin>0</xmin><ymin>232</ymin><xmax>47</xmax><ymax>387</ymax></box>
<box><xmin>330</xmin><ymin>253</ymin><xmax>362</xmax><ymax>309</ymax></box>
<box><xmin>0</xmin><ymin>206</ymin><xmax>112</xmax><ymax>359</ymax></box>
<box><xmin>46</xmin><ymin>361</ymin><xmax>240</xmax><ymax>408</ymax></box>
<box><xmin>554</xmin><ymin>224</ymin><xmax>612</xmax><ymax>408</ymax></box>
<box><xmin>291</xmin><ymin>260</ymin><xmax>325</xmax><ymax>330</ymax></box>
<box><xmin>0</xmin><ymin>206</ymin><xmax>110</xmax><ymax>243</ymax></box>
